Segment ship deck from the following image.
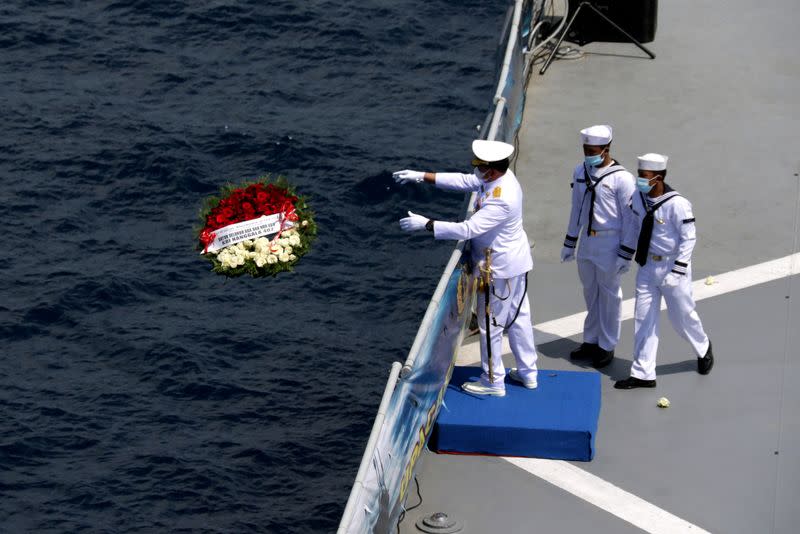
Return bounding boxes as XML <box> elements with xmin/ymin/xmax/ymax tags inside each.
<box><xmin>401</xmin><ymin>0</ymin><xmax>800</xmax><ymax>532</ymax></box>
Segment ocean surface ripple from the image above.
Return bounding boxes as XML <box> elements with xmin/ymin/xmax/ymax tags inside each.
<box><xmin>0</xmin><ymin>1</ymin><xmax>505</xmax><ymax>532</ymax></box>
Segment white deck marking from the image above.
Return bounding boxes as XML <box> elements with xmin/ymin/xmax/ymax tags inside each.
<box><xmin>456</xmin><ymin>252</ymin><xmax>800</xmax><ymax>366</ymax></box>
<box><xmin>502</xmin><ymin>457</ymin><xmax>712</xmax><ymax>534</ymax></box>
<box><xmin>454</xmin><ymin>254</ymin><xmax>800</xmax><ymax>532</ymax></box>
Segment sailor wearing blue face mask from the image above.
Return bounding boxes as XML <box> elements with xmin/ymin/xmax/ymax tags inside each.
<box><xmin>393</xmin><ymin>140</ymin><xmax>539</xmax><ymax>397</ymax></box>
<box><xmin>561</xmin><ymin>125</ymin><xmax>637</xmax><ymax>368</ymax></box>
<box><xmin>614</xmin><ymin>153</ymin><xmax>714</xmax><ymax>389</ymax></box>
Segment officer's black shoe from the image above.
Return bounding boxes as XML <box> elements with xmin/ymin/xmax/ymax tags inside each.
<box><xmin>614</xmin><ymin>376</ymin><xmax>657</xmax><ymax>389</ymax></box>
<box><xmin>570</xmin><ymin>342</ymin><xmax>598</xmax><ymax>360</ymax></box>
<box><xmin>698</xmin><ymin>341</ymin><xmax>714</xmax><ymax>375</ymax></box>
<box><xmin>592</xmin><ymin>348</ymin><xmax>614</xmax><ymax>369</ymax></box>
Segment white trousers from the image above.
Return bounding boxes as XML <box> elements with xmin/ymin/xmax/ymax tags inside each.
<box><xmin>631</xmin><ymin>258</ymin><xmax>710</xmax><ymax>380</ymax></box>
<box><xmin>577</xmin><ymin>234</ymin><xmax>622</xmax><ymax>351</ymax></box>
<box><xmin>476</xmin><ymin>272</ymin><xmax>538</xmax><ymax>391</ymax></box>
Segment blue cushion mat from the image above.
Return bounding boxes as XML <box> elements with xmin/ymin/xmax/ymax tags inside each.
<box><xmin>429</xmin><ymin>366</ymin><xmax>601</xmax><ymax>461</ymax></box>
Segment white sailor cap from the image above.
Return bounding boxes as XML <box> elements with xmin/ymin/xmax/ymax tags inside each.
<box><xmin>471</xmin><ymin>139</ymin><xmax>514</xmax><ymax>165</ymax></box>
<box><xmin>580</xmin><ymin>125</ymin><xmax>613</xmax><ymax>146</ymax></box>
<box><xmin>637</xmin><ymin>153</ymin><xmax>668</xmax><ymax>171</ymax></box>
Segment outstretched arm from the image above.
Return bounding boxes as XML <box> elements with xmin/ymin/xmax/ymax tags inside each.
<box><xmin>393</xmin><ymin>170</ymin><xmax>480</xmax><ymax>191</ymax></box>
<box><xmin>433</xmin><ymin>201</ymin><xmax>508</xmax><ymax>241</ymax></box>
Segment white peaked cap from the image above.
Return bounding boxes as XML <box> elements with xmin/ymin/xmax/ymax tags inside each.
<box><xmin>580</xmin><ymin>125</ymin><xmax>613</xmax><ymax>146</ymax></box>
<box><xmin>638</xmin><ymin>153</ymin><xmax>668</xmax><ymax>171</ymax></box>
<box><xmin>472</xmin><ymin>139</ymin><xmax>514</xmax><ymax>162</ymax></box>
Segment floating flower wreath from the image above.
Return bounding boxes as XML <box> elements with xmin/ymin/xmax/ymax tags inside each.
<box><xmin>196</xmin><ymin>176</ymin><xmax>317</xmax><ymax>277</ymax></box>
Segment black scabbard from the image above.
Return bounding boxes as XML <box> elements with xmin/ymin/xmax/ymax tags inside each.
<box><xmin>482</xmin><ymin>248</ymin><xmax>494</xmax><ymax>384</ymax></box>
<box><xmin>484</xmin><ymin>279</ymin><xmax>493</xmax><ymax>383</ymax></box>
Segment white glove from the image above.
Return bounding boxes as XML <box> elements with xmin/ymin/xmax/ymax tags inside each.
<box><xmin>399</xmin><ymin>211</ymin><xmax>429</xmax><ymax>232</ymax></box>
<box><xmin>560</xmin><ymin>246</ymin><xmax>575</xmax><ymax>263</ymax></box>
<box><xmin>616</xmin><ymin>257</ymin><xmax>631</xmax><ymax>275</ymax></box>
<box><xmin>393</xmin><ymin>169</ymin><xmax>425</xmax><ymax>184</ymax></box>
<box><xmin>662</xmin><ymin>272</ymin><xmax>682</xmax><ymax>287</ymax></box>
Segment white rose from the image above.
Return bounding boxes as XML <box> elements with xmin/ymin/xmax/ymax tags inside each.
<box><xmin>255</xmin><ymin>255</ymin><xmax>266</xmax><ymax>267</ymax></box>
<box><xmin>301</xmin><ymin>220</ymin><xmax>309</xmax><ymax>227</ymax></box>
<box><xmin>270</xmin><ymin>245</ymin><xmax>283</xmax><ymax>255</ymax></box>
<box><xmin>243</xmin><ymin>239</ymin><xmax>254</xmax><ymax>248</ymax></box>
<box><xmin>279</xmin><ymin>253</ymin><xmax>290</xmax><ymax>262</ymax></box>
<box><xmin>283</xmin><ymin>246</ymin><xmax>293</xmax><ymax>255</ymax></box>
<box><xmin>289</xmin><ymin>254</ymin><xmax>297</xmax><ymax>261</ymax></box>
<box><xmin>278</xmin><ymin>238</ymin><xmax>289</xmax><ymax>247</ymax></box>
<box><xmin>289</xmin><ymin>234</ymin><xmax>301</xmax><ymax>246</ymax></box>
<box><xmin>267</xmin><ymin>254</ymin><xmax>278</xmax><ymax>264</ymax></box>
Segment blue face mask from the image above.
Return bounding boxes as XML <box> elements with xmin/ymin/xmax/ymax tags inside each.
<box><xmin>584</xmin><ymin>151</ymin><xmax>605</xmax><ymax>167</ymax></box>
<box><xmin>636</xmin><ymin>176</ymin><xmax>654</xmax><ymax>193</ymax></box>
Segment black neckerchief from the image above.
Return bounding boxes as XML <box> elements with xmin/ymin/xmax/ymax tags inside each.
<box><xmin>581</xmin><ymin>160</ymin><xmax>625</xmax><ymax>236</ymax></box>
<box><xmin>634</xmin><ymin>184</ymin><xmax>680</xmax><ymax>266</ymax></box>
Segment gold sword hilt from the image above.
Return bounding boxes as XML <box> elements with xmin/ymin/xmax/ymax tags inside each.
<box><xmin>480</xmin><ymin>248</ymin><xmax>493</xmax><ymax>287</ymax></box>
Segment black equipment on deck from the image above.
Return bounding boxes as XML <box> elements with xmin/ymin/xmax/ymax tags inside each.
<box><xmin>539</xmin><ymin>1</ymin><xmax>657</xmax><ymax>75</ymax></box>
<box><xmin>566</xmin><ymin>0</ymin><xmax>658</xmax><ymax>45</ymax></box>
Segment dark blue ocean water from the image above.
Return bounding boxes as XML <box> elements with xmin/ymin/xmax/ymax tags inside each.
<box><xmin>0</xmin><ymin>1</ymin><xmax>506</xmax><ymax>532</ymax></box>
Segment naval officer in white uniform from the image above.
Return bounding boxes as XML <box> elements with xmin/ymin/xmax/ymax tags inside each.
<box><xmin>615</xmin><ymin>153</ymin><xmax>714</xmax><ymax>389</ymax></box>
<box><xmin>393</xmin><ymin>140</ymin><xmax>538</xmax><ymax>397</ymax></box>
<box><xmin>561</xmin><ymin>125</ymin><xmax>636</xmax><ymax>368</ymax></box>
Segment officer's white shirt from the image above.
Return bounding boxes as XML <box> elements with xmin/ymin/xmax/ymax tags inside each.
<box><xmin>432</xmin><ymin>170</ymin><xmax>533</xmax><ymax>279</ymax></box>
<box><xmin>563</xmin><ymin>161</ymin><xmax>636</xmax><ymax>256</ymax></box>
<box><xmin>622</xmin><ymin>188</ymin><xmax>697</xmax><ymax>275</ymax></box>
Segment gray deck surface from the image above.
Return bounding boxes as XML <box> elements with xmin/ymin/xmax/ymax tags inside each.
<box><xmin>401</xmin><ymin>0</ymin><xmax>800</xmax><ymax>532</ymax></box>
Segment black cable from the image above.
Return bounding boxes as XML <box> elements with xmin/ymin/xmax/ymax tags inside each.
<box><xmin>491</xmin><ymin>272</ymin><xmax>528</xmax><ymax>329</ymax></box>
<box><xmin>396</xmin><ymin>475</ymin><xmax>423</xmax><ymax>533</ymax></box>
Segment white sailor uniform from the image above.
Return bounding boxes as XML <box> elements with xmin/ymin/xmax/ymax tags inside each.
<box><xmin>621</xmin><ymin>188</ymin><xmax>710</xmax><ymax>380</ymax></box>
<box><xmin>563</xmin><ymin>161</ymin><xmax>636</xmax><ymax>351</ymax></box>
<box><xmin>434</xmin><ymin>169</ymin><xmax>538</xmax><ymax>391</ymax></box>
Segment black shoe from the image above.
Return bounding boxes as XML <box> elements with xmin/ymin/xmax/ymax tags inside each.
<box><xmin>570</xmin><ymin>342</ymin><xmax>598</xmax><ymax>360</ymax></box>
<box><xmin>698</xmin><ymin>341</ymin><xmax>714</xmax><ymax>375</ymax></box>
<box><xmin>614</xmin><ymin>376</ymin><xmax>657</xmax><ymax>389</ymax></box>
<box><xmin>592</xmin><ymin>348</ymin><xmax>614</xmax><ymax>369</ymax></box>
